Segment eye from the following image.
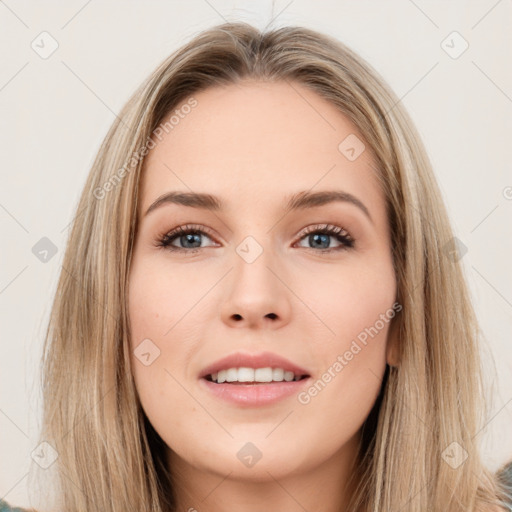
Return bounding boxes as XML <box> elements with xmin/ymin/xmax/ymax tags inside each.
<box><xmin>294</xmin><ymin>223</ymin><xmax>354</xmax><ymax>253</ymax></box>
<box><xmin>156</xmin><ymin>223</ymin><xmax>355</xmax><ymax>254</ymax></box>
<box><xmin>156</xmin><ymin>224</ymin><xmax>218</xmax><ymax>253</ymax></box>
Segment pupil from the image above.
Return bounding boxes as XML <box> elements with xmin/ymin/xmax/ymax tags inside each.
<box><xmin>311</xmin><ymin>233</ymin><xmax>329</xmax><ymax>249</ymax></box>
<box><xmin>180</xmin><ymin>233</ymin><xmax>333</xmax><ymax>250</ymax></box>
<box><xmin>183</xmin><ymin>233</ymin><xmax>201</xmax><ymax>248</ymax></box>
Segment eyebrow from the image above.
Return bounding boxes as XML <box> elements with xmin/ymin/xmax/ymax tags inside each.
<box><xmin>144</xmin><ymin>189</ymin><xmax>372</xmax><ymax>223</ymax></box>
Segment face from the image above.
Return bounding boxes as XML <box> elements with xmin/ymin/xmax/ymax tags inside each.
<box><xmin>128</xmin><ymin>80</ymin><xmax>398</xmax><ymax>484</ymax></box>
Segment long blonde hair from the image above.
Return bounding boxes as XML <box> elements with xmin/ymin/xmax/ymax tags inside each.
<box><xmin>31</xmin><ymin>21</ymin><xmax>510</xmax><ymax>511</ymax></box>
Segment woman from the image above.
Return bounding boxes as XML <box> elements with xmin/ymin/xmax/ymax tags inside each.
<box><xmin>2</xmin><ymin>21</ymin><xmax>511</xmax><ymax>512</ymax></box>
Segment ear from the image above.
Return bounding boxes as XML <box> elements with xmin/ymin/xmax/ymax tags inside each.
<box><xmin>385</xmin><ymin>314</ymin><xmax>401</xmax><ymax>367</ymax></box>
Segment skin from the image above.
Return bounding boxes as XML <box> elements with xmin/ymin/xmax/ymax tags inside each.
<box><xmin>128</xmin><ymin>79</ymin><xmax>399</xmax><ymax>512</ymax></box>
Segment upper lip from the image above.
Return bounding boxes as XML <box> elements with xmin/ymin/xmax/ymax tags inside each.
<box><xmin>199</xmin><ymin>351</ymin><xmax>311</xmax><ymax>379</ymax></box>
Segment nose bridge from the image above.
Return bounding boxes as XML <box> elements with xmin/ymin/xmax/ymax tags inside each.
<box><xmin>232</xmin><ymin>231</ymin><xmax>279</xmax><ymax>290</ymax></box>
<box><xmin>220</xmin><ymin>230</ymin><xmax>291</xmax><ymax>327</ymax></box>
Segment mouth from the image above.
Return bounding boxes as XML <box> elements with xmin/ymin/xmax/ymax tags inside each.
<box><xmin>203</xmin><ymin>367</ymin><xmax>310</xmax><ymax>385</ymax></box>
<box><xmin>200</xmin><ymin>370</ymin><xmax>311</xmax><ymax>406</ymax></box>
<box><xmin>198</xmin><ymin>351</ymin><xmax>312</xmax><ymax>405</ymax></box>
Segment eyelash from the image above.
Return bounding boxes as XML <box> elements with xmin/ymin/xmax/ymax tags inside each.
<box><xmin>155</xmin><ymin>223</ymin><xmax>355</xmax><ymax>255</ymax></box>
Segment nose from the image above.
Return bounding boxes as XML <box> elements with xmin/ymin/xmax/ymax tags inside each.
<box><xmin>219</xmin><ymin>241</ymin><xmax>292</xmax><ymax>330</ymax></box>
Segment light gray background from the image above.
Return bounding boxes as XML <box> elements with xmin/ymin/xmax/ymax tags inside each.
<box><xmin>1</xmin><ymin>0</ymin><xmax>511</xmax><ymax>508</ymax></box>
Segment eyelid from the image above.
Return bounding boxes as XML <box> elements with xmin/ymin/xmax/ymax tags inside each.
<box><xmin>157</xmin><ymin>223</ymin><xmax>220</xmax><ymax>248</ymax></box>
<box><xmin>293</xmin><ymin>223</ymin><xmax>354</xmax><ymax>251</ymax></box>
<box><xmin>296</xmin><ymin>223</ymin><xmax>350</xmax><ymax>237</ymax></box>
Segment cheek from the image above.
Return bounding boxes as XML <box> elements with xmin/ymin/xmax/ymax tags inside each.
<box><xmin>128</xmin><ymin>255</ymin><xmax>206</xmax><ymax>346</ymax></box>
<box><xmin>127</xmin><ymin>257</ymin><xmax>195</xmax><ymax>412</ymax></box>
<box><xmin>291</xmin><ymin>256</ymin><xmax>395</xmax><ymax>432</ymax></box>
<box><xmin>300</xmin><ymin>255</ymin><xmax>396</xmax><ymax>349</ymax></box>
<box><xmin>127</xmin><ymin>257</ymin><xmax>218</xmax><ymax>421</ymax></box>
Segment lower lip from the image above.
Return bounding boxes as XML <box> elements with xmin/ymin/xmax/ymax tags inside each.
<box><xmin>199</xmin><ymin>377</ymin><xmax>311</xmax><ymax>407</ymax></box>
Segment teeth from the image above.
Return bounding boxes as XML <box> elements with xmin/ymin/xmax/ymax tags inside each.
<box><xmin>272</xmin><ymin>368</ymin><xmax>284</xmax><ymax>381</ymax></box>
<box><xmin>226</xmin><ymin>368</ymin><xmax>238</xmax><ymax>382</ymax></box>
<box><xmin>284</xmin><ymin>370</ymin><xmax>295</xmax><ymax>382</ymax></box>
<box><xmin>238</xmin><ymin>367</ymin><xmax>255</xmax><ymax>382</ymax></box>
<box><xmin>208</xmin><ymin>367</ymin><xmax>305</xmax><ymax>383</ymax></box>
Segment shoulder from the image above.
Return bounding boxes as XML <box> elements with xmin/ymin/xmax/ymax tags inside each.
<box><xmin>496</xmin><ymin>460</ymin><xmax>512</xmax><ymax>511</ymax></box>
<box><xmin>0</xmin><ymin>499</ymin><xmax>33</xmax><ymax>512</ymax></box>
<box><xmin>497</xmin><ymin>460</ymin><xmax>512</xmax><ymax>486</ymax></box>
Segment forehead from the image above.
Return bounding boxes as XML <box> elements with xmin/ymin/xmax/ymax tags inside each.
<box><xmin>139</xmin><ymin>80</ymin><xmax>383</xmax><ymax>217</ymax></box>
